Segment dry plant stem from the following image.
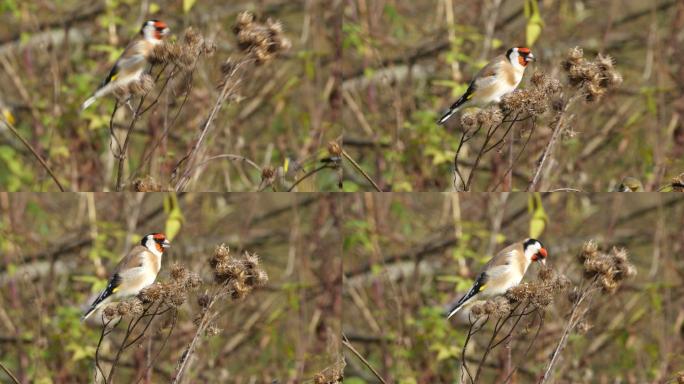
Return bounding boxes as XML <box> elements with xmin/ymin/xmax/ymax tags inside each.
<box><xmin>491</xmin><ymin>123</ymin><xmax>536</xmax><ymax>191</ymax></box>
<box><xmin>1</xmin><ymin>116</ymin><xmax>65</xmax><ymax>191</ymax></box>
<box><xmin>342</xmin><ymin>334</ymin><xmax>388</xmax><ymax>384</ymax></box>
<box><xmin>540</xmin><ymin>279</ymin><xmax>596</xmax><ymax>384</ymax></box>
<box><xmin>528</xmin><ymin>95</ymin><xmax>580</xmax><ymax>191</ymax></box>
<box><xmin>341</xmin><ymin>149</ymin><xmax>382</xmax><ymax>191</ymax></box>
<box><xmin>113</xmin><ymin>63</ymin><xmax>172</xmax><ymax>191</ymax></box>
<box><xmin>0</xmin><ymin>361</ymin><xmax>21</xmax><ymax>384</ymax></box>
<box><xmin>464</xmin><ymin>113</ymin><xmax>517</xmax><ymax>191</ymax></box>
<box><xmin>287</xmin><ymin>163</ymin><xmax>334</xmax><ymax>192</ymax></box>
<box><xmin>134</xmin><ymin>311</ymin><xmax>177</xmax><ymax>384</ymax></box>
<box><xmin>173</xmin><ymin>59</ymin><xmax>248</xmax><ymax>191</ymax></box>
<box><xmin>95</xmin><ymin>316</ymin><xmax>119</xmax><ymax>384</ymax></box>
<box><xmin>115</xmin><ymin>96</ymin><xmax>145</xmax><ymax>191</ymax></box>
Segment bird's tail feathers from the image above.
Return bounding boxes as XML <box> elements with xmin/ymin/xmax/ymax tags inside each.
<box><xmin>81</xmin><ymin>289</ymin><xmax>113</xmax><ymax>322</ymax></box>
<box><xmin>437</xmin><ymin>95</ymin><xmax>469</xmax><ymax>125</ymax></box>
<box><xmin>446</xmin><ymin>285</ymin><xmax>480</xmax><ymax>319</ymax></box>
<box><xmin>80</xmin><ymin>96</ymin><xmax>97</xmax><ymax>111</ymax></box>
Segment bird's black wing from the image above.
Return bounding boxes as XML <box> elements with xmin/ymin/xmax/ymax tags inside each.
<box><xmin>445</xmin><ymin>271</ymin><xmax>488</xmax><ymax>317</ymax></box>
<box><xmin>437</xmin><ymin>80</ymin><xmax>476</xmax><ymax>125</ymax></box>
<box><xmin>88</xmin><ymin>273</ymin><xmax>121</xmax><ymax>309</ymax></box>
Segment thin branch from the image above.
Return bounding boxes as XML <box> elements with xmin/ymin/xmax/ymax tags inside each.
<box><xmin>0</xmin><ymin>361</ymin><xmax>21</xmax><ymax>384</ymax></box>
<box><xmin>528</xmin><ymin>95</ymin><xmax>580</xmax><ymax>191</ymax></box>
<box><xmin>342</xmin><ymin>150</ymin><xmax>382</xmax><ymax>191</ymax></box>
<box><xmin>342</xmin><ymin>334</ymin><xmax>388</xmax><ymax>384</ymax></box>
<box><xmin>287</xmin><ymin>163</ymin><xmax>333</xmax><ymax>192</ymax></box>
<box><xmin>1</xmin><ymin>115</ymin><xmax>64</xmax><ymax>191</ymax></box>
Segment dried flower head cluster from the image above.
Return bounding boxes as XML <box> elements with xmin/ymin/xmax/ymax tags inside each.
<box><xmin>209</xmin><ymin>244</ymin><xmax>269</xmax><ymax>299</ymax></box>
<box><xmin>470</xmin><ymin>296</ymin><xmax>511</xmax><ymax>319</ymax></box>
<box><xmin>102</xmin><ymin>297</ymin><xmax>144</xmax><ymax>321</ymax></box>
<box><xmin>112</xmin><ymin>74</ymin><xmax>155</xmax><ymax>100</ymax></box>
<box><xmin>133</xmin><ymin>175</ymin><xmax>165</xmax><ymax>192</ymax></box>
<box><xmin>460</xmin><ymin>106</ymin><xmax>504</xmax><ymax>130</ymax></box>
<box><xmin>505</xmin><ymin>266</ymin><xmax>571</xmax><ymax>310</ymax></box>
<box><xmin>562</xmin><ymin>47</ymin><xmax>623</xmax><ymax>102</ymax></box>
<box><xmin>501</xmin><ymin>71</ymin><xmax>562</xmax><ymax>116</ymax></box>
<box><xmin>578</xmin><ymin>240</ymin><xmax>636</xmax><ymax>293</ymax></box>
<box><xmin>138</xmin><ymin>263</ymin><xmax>202</xmax><ymax>307</ymax></box>
<box><xmin>151</xmin><ymin>27</ymin><xmax>215</xmax><ymax>69</ymax></box>
<box><xmin>313</xmin><ymin>359</ymin><xmax>346</xmax><ymax>384</ymax></box>
<box><xmin>233</xmin><ymin>11</ymin><xmax>291</xmax><ymax>64</ymax></box>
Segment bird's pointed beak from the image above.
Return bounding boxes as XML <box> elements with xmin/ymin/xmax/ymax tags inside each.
<box><xmin>162</xmin><ymin>239</ymin><xmax>171</xmax><ymax>248</ymax></box>
<box><xmin>540</xmin><ymin>258</ymin><xmax>546</xmax><ymax>266</ymax></box>
<box><xmin>161</xmin><ymin>27</ymin><xmax>170</xmax><ymax>36</ymax></box>
<box><xmin>525</xmin><ymin>53</ymin><xmax>536</xmax><ymax>62</ymax></box>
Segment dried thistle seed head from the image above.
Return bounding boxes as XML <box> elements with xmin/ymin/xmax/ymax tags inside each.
<box><xmin>460</xmin><ymin>110</ymin><xmax>478</xmax><ymax>130</ymax></box>
<box><xmin>538</xmin><ymin>265</ymin><xmax>554</xmax><ymax>282</ymax></box>
<box><xmin>229</xmin><ymin>279</ymin><xmax>250</xmax><ymax>300</ymax></box>
<box><xmin>116</xmin><ymin>301</ymin><xmax>131</xmax><ymax>316</ymax></box>
<box><xmin>242</xmin><ymin>252</ymin><xmax>260</xmax><ymax>270</ymax></box>
<box><xmin>187</xmin><ymin>272</ymin><xmax>202</xmax><ymax>290</ymax></box>
<box><xmin>133</xmin><ymin>176</ymin><xmax>164</xmax><ymax>192</ymax></box>
<box><xmin>183</xmin><ymin>27</ymin><xmax>202</xmax><ymax>49</ymax></box>
<box><xmin>500</xmin><ymin>90</ymin><xmax>527</xmax><ymax>112</ymax></box>
<box><xmin>129</xmin><ymin>298</ymin><xmax>144</xmax><ymax>316</ymax></box>
<box><xmin>139</xmin><ymin>282</ymin><xmax>165</xmax><ymax>303</ymax></box>
<box><xmin>103</xmin><ymin>305</ymin><xmax>117</xmax><ymax>320</ymax></box>
<box><xmin>579</xmin><ymin>240</ymin><xmax>599</xmax><ymax>262</ymax></box>
<box><xmin>506</xmin><ymin>283</ymin><xmax>532</xmax><ymax>302</ymax></box>
<box><xmin>470</xmin><ymin>302</ymin><xmax>485</xmax><ymax>317</ymax></box>
<box><xmin>235</xmin><ymin>11</ymin><xmax>255</xmax><ymax>29</ymax></box>
<box><xmin>595</xmin><ymin>54</ymin><xmax>615</xmax><ymax>72</ymax></box>
<box><xmin>168</xmin><ymin>290</ymin><xmax>187</xmax><ymax>307</ymax></box>
<box><xmin>197</xmin><ymin>293</ymin><xmax>210</xmax><ymax>308</ymax></box>
<box><xmin>255</xmin><ymin>269</ymin><xmax>269</xmax><ymax>286</ymax></box>
<box><xmin>328</xmin><ymin>141</ymin><xmax>343</xmax><ymax>157</ymax></box>
<box><xmin>170</xmin><ymin>263</ymin><xmax>189</xmax><ymax>282</ymax></box>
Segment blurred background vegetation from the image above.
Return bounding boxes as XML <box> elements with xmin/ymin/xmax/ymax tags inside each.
<box><xmin>343</xmin><ymin>0</ymin><xmax>684</xmax><ymax>191</ymax></box>
<box><xmin>0</xmin><ymin>0</ymin><xmax>343</xmax><ymax>191</ymax></box>
<box><xmin>0</xmin><ymin>193</ymin><xmax>342</xmax><ymax>383</ymax></box>
<box><xmin>342</xmin><ymin>193</ymin><xmax>684</xmax><ymax>382</ymax></box>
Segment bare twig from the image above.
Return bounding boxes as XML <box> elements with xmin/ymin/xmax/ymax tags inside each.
<box><xmin>342</xmin><ymin>334</ymin><xmax>388</xmax><ymax>384</ymax></box>
<box><xmin>528</xmin><ymin>95</ymin><xmax>580</xmax><ymax>191</ymax></box>
<box><xmin>342</xmin><ymin>150</ymin><xmax>382</xmax><ymax>191</ymax></box>
<box><xmin>0</xmin><ymin>361</ymin><xmax>21</xmax><ymax>384</ymax></box>
<box><xmin>1</xmin><ymin>115</ymin><xmax>65</xmax><ymax>191</ymax></box>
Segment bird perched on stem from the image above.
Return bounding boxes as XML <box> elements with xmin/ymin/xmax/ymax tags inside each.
<box><xmin>80</xmin><ymin>20</ymin><xmax>170</xmax><ymax>111</ymax></box>
<box><xmin>445</xmin><ymin>238</ymin><xmax>547</xmax><ymax>319</ymax></box>
<box><xmin>81</xmin><ymin>233</ymin><xmax>170</xmax><ymax>321</ymax></box>
<box><xmin>438</xmin><ymin>47</ymin><xmax>535</xmax><ymax>125</ymax></box>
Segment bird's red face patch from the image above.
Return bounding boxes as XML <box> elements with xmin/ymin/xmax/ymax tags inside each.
<box><xmin>518</xmin><ymin>47</ymin><xmax>531</xmax><ymax>54</ymax></box>
<box><xmin>153</xmin><ymin>233</ymin><xmax>166</xmax><ymax>241</ymax></box>
<box><xmin>153</xmin><ymin>21</ymin><xmax>168</xmax><ymax>30</ymax></box>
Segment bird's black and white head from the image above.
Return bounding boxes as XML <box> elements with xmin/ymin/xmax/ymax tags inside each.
<box><xmin>523</xmin><ymin>238</ymin><xmax>547</xmax><ymax>266</ymax></box>
<box><xmin>142</xmin><ymin>233</ymin><xmax>171</xmax><ymax>256</ymax></box>
<box><xmin>507</xmin><ymin>47</ymin><xmax>536</xmax><ymax>70</ymax></box>
<box><xmin>141</xmin><ymin>20</ymin><xmax>170</xmax><ymax>42</ymax></box>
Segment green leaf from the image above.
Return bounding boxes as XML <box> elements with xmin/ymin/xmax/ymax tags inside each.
<box><xmin>528</xmin><ymin>193</ymin><xmax>547</xmax><ymax>238</ymax></box>
<box><xmin>182</xmin><ymin>0</ymin><xmax>196</xmax><ymax>13</ymax></box>
<box><xmin>524</xmin><ymin>0</ymin><xmax>544</xmax><ymax>47</ymax></box>
<box><xmin>163</xmin><ymin>193</ymin><xmax>184</xmax><ymax>241</ymax></box>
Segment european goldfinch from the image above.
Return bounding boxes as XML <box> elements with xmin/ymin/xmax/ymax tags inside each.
<box><xmin>446</xmin><ymin>238</ymin><xmax>547</xmax><ymax>319</ymax></box>
<box><xmin>438</xmin><ymin>47</ymin><xmax>536</xmax><ymax>125</ymax></box>
<box><xmin>81</xmin><ymin>233</ymin><xmax>170</xmax><ymax>321</ymax></box>
<box><xmin>80</xmin><ymin>20</ymin><xmax>170</xmax><ymax>111</ymax></box>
